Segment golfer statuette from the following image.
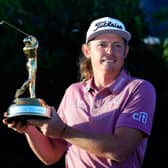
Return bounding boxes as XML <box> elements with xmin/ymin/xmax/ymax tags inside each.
<box><xmin>0</xmin><ymin>20</ymin><xmax>51</xmax><ymax>122</ymax></box>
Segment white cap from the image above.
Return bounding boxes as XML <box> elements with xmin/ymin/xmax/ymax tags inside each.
<box><xmin>86</xmin><ymin>17</ymin><xmax>131</xmax><ymax>43</ymax></box>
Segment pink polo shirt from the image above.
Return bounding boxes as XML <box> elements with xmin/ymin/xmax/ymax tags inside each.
<box><xmin>57</xmin><ymin>70</ymin><xmax>156</xmax><ymax>168</ymax></box>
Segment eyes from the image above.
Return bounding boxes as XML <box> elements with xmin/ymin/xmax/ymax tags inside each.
<box><xmin>96</xmin><ymin>41</ymin><xmax>125</xmax><ymax>49</ymax></box>
<box><xmin>88</xmin><ymin>40</ymin><xmax>126</xmax><ymax>51</ymax></box>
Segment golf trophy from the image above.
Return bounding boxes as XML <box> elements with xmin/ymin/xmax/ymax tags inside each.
<box><xmin>0</xmin><ymin>21</ymin><xmax>51</xmax><ymax>123</ymax></box>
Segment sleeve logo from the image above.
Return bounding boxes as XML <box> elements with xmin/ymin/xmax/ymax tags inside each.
<box><xmin>132</xmin><ymin>112</ymin><xmax>148</xmax><ymax>124</ymax></box>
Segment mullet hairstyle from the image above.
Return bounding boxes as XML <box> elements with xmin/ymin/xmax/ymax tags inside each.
<box><xmin>78</xmin><ymin>55</ymin><xmax>92</xmax><ymax>81</ymax></box>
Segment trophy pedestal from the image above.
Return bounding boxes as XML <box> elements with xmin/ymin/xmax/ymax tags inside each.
<box><xmin>7</xmin><ymin>98</ymin><xmax>51</xmax><ymax>123</ymax></box>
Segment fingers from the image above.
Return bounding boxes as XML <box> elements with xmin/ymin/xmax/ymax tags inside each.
<box><xmin>2</xmin><ymin>112</ymin><xmax>10</xmax><ymax>124</ymax></box>
<box><xmin>3</xmin><ymin>120</ymin><xmax>17</xmax><ymax>130</ymax></box>
<box><xmin>27</xmin><ymin>118</ymin><xmax>49</xmax><ymax>127</ymax></box>
<box><xmin>2</xmin><ymin>113</ymin><xmax>21</xmax><ymax>131</ymax></box>
<box><xmin>3</xmin><ymin>112</ymin><xmax>8</xmax><ymax>117</ymax></box>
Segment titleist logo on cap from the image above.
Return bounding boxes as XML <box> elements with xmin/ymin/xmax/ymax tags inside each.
<box><xmin>86</xmin><ymin>17</ymin><xmax>131</xmax><ymax>43</ymax></box>
<box><xmin>94</xmin><ymin>21</ymin><xmax>123</xmax><ymax>32</ymax></box>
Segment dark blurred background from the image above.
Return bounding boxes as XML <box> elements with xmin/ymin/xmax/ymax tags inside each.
<box><xmin>0</xmin><ymin>0</ymin><xmax>168</xmax><ymax>167</ymax></box>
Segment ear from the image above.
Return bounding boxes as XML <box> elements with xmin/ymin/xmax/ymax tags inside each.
<box><xmin>124</xmin><ymin>45</ymin><xmax>129</xmax><ymax>59</ymax></box>
<box><xmin>82</xmin><ymin>44</ymin><xmax>91</xmax><ymax>58</ymax></box>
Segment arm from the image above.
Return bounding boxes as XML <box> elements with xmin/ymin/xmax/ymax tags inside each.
<box><xmin>28</xmin><ymin>108</ymin><xmax>144</xmax><ymax>163</ymax></box>
<box><xmin>2</xmin><ymin>113</ymin><xmax>67</xmax><ymax>166</ymax></box>
<box><xmin>25</xmin><ymin>126</ymin><xmax>67</xmax><ymax>165</ymax></box>
<box><xmin>61</xmin><ymin>125</ymin><xmax>144</xmax><ymax>162</ymax></box>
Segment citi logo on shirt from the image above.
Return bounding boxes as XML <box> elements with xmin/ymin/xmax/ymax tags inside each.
<box><xmin>132</xmin><ymin>112</ymin><xmax>148</xmax><ymax>124</ymax></box>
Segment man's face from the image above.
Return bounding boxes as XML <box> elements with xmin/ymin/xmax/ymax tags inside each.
<box><xmin>86</xmin><ymin>33</ymin><xmax>129</xmax><ymax>75</ymax></box>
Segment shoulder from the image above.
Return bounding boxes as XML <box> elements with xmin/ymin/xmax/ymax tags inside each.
<box><xmin>128</xmin><ymin>77</ymin><xmax>156</xmax><ymax>92</ymax></box>
<box><xmin>64</xmin><ymin>81</ymin><xmax>87</xmax><ymax>94</ymax></box>
<box><xmin>127</xmin><ymin>73</ymin><xmax>155</xmax><ymax>90</ymax></box>
<box><xmin>127</xmin><ymin>77</ymin><xmax>156</xmax><ymax>102</ymax></box>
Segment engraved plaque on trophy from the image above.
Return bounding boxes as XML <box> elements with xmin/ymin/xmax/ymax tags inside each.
<box><xmin>7</xmin><ymin>35</ymin><xmax>51</xmax><ymax>123</ymax></box>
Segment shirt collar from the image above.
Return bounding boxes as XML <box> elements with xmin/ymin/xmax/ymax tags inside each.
<box><xmin>84</xmin><ymin>77</ymin><xmax>95</xmax><ymax>93</ymax></box>
<box><xmin>108</xmin><ymin>70</ymin><xmax>130</xmax><ymax>94</ymax></box>
<box><xmin>84</xmin><ymin>70</ymin><xmax>130</xmax><ymax>94</ymax></box>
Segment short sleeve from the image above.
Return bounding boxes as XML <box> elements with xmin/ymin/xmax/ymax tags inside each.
<box><xmin>116</xmin><ymin>80</ymin><xmax>156</xmax><ymax>136</ymax></box>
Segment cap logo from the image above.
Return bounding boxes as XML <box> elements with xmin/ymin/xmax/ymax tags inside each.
<box><xmin>86</xmin><ymin>17</ymin><xmax>131</xmax><ymax>43</ymax></box>
<box><xmin>94</xmin><ymin>21</ymin><xmax>123</xmax><ymax>32</ymax></box>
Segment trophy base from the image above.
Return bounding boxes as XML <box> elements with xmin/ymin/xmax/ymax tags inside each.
<box><xmin>7</xmin><ymin>98</ymin><xmax>51</xmax><ymax>124</ymax></box>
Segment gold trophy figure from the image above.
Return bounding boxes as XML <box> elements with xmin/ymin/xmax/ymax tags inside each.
<box><xmin>15</xmin><ymin>36</ymin><xmax>38</xmax><ymax>99</ymax></box>
<box><xmin>0</xmin><ymin>21</ymin><xmax>51</xmax><ymax>123</ymax></box>
<box><xmin>7</xmin><ymin>35</ymin><xmax>51</xmax><ymax>123</ymax></box>
<box><xmin>6</xmin><ymin>35</ymin><xmax>50</xmax><ymax>123</ymax></box>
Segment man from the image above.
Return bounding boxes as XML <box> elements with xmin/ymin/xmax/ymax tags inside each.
<box><xmin>3</xmin><ymin>16</ymin><xmax>156</xmax><ymax>168</ymax></box>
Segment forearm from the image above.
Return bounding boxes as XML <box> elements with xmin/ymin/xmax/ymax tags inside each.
<box><xmin>62</xmin><ymin>126</ymin><xmax>119</xmax><ymax>161</ymax></box>
<box><xmin>25</xmin><ymin>126</ymin><xmax>66</xmax><ymax>165</ymax></box>
<box><xmin>62</xmin><ymin>125</ymin><xmax>143</xmax><ymax>162</ymax></box>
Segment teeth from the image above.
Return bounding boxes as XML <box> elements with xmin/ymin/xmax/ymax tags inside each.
<box><xmin>107</xmin><ymin>60</ymin><xmax>114</xmax><ymax>63</ymax></box>
<box><xmin>101</xmin><ymin>59</ymin><xmax>115</xmax><ymax>63</ymax></box>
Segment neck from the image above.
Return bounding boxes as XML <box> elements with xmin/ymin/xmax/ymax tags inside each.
<box><xmin>94</xmin><ymin>71</ymin><xmax>120</xmax><ymax>90</ymax></box>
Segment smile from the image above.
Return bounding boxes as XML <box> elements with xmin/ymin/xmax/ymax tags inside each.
<box><xmin>102</xmin><ymin>59</ymin><xmax>115</xmax><ymax>63</ymax></box>
<box><xmin>107</xmin><ymin>60</ymin><xmax>115</xmax><ymax>63</ymax></box>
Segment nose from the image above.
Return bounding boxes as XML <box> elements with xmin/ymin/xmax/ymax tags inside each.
<box><xmin>105</xmin><ymin>45</ymin><xmax>113</xmax><ymax>54</ymax></box>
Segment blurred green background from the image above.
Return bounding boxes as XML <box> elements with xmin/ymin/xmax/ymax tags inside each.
<box><xmin>0</xmin><ymin>0</ymin><xmax>168</xmax><ymax>167</ymax></box>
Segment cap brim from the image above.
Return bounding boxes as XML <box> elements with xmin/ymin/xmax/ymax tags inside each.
<box><xmin>86</xmin><ymin>29</ymin><xmax>131</xmax><ymax>43</ymax></box>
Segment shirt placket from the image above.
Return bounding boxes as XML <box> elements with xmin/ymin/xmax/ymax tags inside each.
<box><xmin>92</xmin><ymin>90</ymin><xmax>107</xmax><ymax>115</ymax></box>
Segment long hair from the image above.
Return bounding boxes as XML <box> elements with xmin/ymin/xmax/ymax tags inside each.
<box><xmin>78</xmin><ymin>55</ymin><xmax>93</xmax><ymax>81</ymax></box>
